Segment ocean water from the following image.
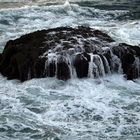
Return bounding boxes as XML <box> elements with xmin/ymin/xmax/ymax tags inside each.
<box><xmin>0</xmin><ymin>0</ymin><xmax>140</xmax><ymax>139</ymax></box>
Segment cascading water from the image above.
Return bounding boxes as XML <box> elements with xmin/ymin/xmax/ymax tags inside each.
<box><xmin>38</xmin><ymin>27</ymin><xmax>126</xmax><ymax>80</ymax></box>
<box><xmin>101</xmin><ymin>55</ymin><xmax>111</xmax><ymax>74</ymax></box>
<box><xmin>132</xmin><ymin>56</ymin><xmax>140</xmax><ymax>78</ymax></box>
<box><xmin>88</xmin><ymin>53</ymin><xmax>94</xmax><ymax>78</ymax></box>
<box><xmin>45</xmin><ymin>52</ymin><xmax>108</xmax><ymax>79</ymax></box>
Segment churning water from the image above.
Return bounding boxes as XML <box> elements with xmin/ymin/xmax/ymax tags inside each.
<box><xmin>0</xmin><ymin>0</ymin><xmax>140</xmax><ymax>139</ymax></box>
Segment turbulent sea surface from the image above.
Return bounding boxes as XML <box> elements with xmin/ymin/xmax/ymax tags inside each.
<box><xmin>0</xmin><ymin>0</ymin><xmax>140</xmax><ymax>139</ymax></box>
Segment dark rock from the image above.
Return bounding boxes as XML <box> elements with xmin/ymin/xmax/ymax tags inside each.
<box><xmin>34</xmin><ymin>58</ymin><xmax>46</xmax><ymax>78</ymax></box>
<box><xmin>122</xmin><ymin>53</ymin><xmax>136</xmax><ymax>80</ymax></box>
<box><xmin>46</xmin><ymin>61</ymin><xmax>56</xmax><ymax>78</ymax></box>
<box><xmin>57</xmin><ymin>56</ymin><xmax>71</xmax><ymax>80</ymax></box>
<box><xmin>112</xmin><ymin>43</ymin><xmax>140</xmax><ymax>80</ymax></box>
<box><xmin>74</xmin><ymin>53</ymin><xmax>89</xmax><ymax>78</ymax></box>
<box><xmin>0</xmin><ymin>26</ymin><xmax>140</xmax><ymax>81</ymax></box>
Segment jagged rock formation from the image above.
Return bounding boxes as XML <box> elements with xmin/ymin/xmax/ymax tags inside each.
<box><xmin>0</xmin><ymin>26</ymin><xmax>140</xmax><ymax>81</ymax></box>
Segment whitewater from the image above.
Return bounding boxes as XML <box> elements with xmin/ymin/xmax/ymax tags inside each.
<box><xmin>0</xmin><ymin>0</ymin><xmax>140</xmax><ymax>139</ymax></box>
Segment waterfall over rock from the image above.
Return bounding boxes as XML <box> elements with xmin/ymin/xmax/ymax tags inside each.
<box><xmin>0</xmin><ymin>26</ymin><xmax>140</xmax><ymax>81</ymax></box>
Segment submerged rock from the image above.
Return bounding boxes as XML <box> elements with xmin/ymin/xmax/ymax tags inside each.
<box><xmin>0</xmin><ymin>26</ymin><xmax>140</xmax><ymax>81</ymax></box>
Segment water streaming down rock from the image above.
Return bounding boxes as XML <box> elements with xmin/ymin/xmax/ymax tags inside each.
<box><xmin>101</xmin><ymin>55</ymin><xmax>111</xmax><ymax>75</ymax></box>
<box><xmin>88</xmin><ymin>53</ymin><xmax>94</xmax><ymax>78</ymax></box>
<box><xmin>0</xmin><ymin>26</ymin><xmax>140</xmax><ymax>81</ymax></box>
<box><xmin>133</xmin><ymin>56</ymin><xmax>140</xmax><ymax>78</ymax></box>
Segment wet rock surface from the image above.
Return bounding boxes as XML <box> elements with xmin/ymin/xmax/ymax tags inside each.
<box><xmin>0</xmin><ymin>26</ymin><xmax>140</xmax><ymax>81</ymax></box>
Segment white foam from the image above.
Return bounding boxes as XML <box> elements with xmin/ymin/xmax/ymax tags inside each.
<box><xmin>0</xmin><ymin>1</ymin><xmax>132</xmax><ymax>49</ymax></box>
<box><xmin>0</xmin><ymin>72</ymin><xmax>140</xmax><ymax>139</ymax></box>
<box><xmin>88</xmin><ymin>53</ymin><xmax>94</xmax><ymax>78</ymax></box>
<box><xmin>107</xmin><ymin>21</ymin><xmax>140</xmax><ymax>46</ymax></box>
<box><xmin>0</xmin><ymin>2</ymin><xmax>140</xmax><ymax>139</ymax></box>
